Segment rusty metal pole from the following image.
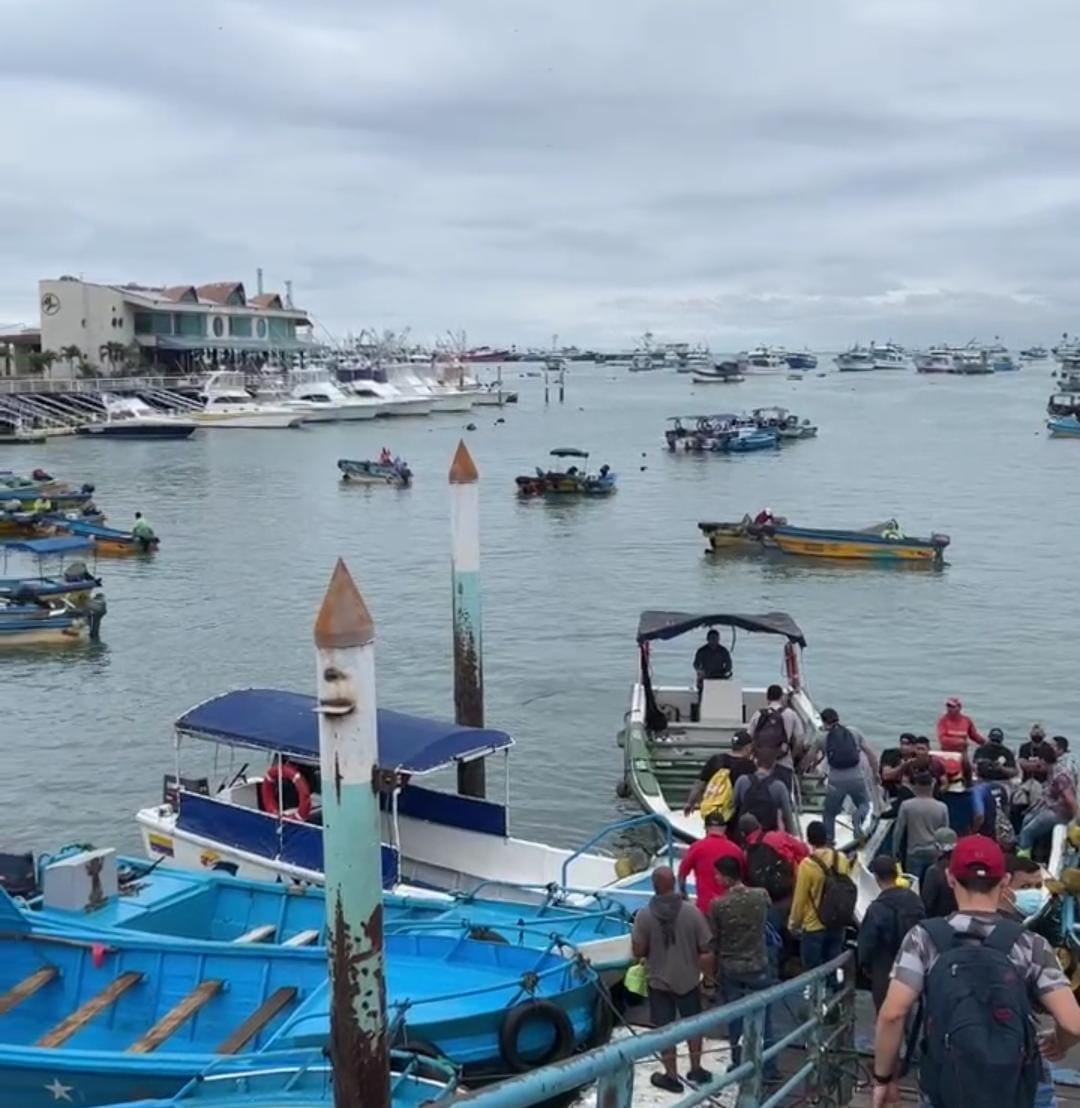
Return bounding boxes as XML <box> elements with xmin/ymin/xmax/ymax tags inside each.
<box><xmin>313</xmin><ymin>559</ymin><xmax>388</xmax><ymax>1108</ymax></box>
<box><xmin>449</xmin><ymin>440</ymin><xmax>485</xmax><ymax>798</ymax></box>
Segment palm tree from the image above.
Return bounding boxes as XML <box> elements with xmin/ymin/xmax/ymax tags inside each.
<box><xmin>58</xmin><ymin>344</ymin><xmax>82</xmax><ymax>377</ymax></box>
<box><xmin>28</xmin><ymin>350</ymin><xmax>59</xmax><ymax>378</ymax></box>
<box><xmin>99</xmin><ymin>342</ymin><xmax>127</xmax><ymax>375</ymax></box>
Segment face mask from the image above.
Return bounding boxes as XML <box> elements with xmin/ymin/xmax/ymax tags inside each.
<box><xmin>1013</xmin><ymin>887</ymin><xmax>1049</xmax><ymax>918</ymax></box>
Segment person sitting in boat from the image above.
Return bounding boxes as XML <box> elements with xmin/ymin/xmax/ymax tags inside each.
<box><xmin>936</xmin><ymin>696</ymin><xmax>985</xmax><ymax>756</ymax></box>
<box><xmin>379</xmin><ymin>446</ymin><xmax>392</xmax><ymax>465</ymax></box>
<box><xmin>903</xmin><ymin>736</ymin><xmax>950</xmax><ymax>796</ymax></box>
<box><xmin>880</xmin><ymin>518</ymin><xmax>903</xmax><ymax>540</ymax></box>
<box><xmin>30</xmin><ymin>496</ymin><xmax>51</xmax><ymax>514</ymax></box>
<box><xmin>879</xmin><ymin>733</ymin><xmax>917</xmax><ymax>804</ymax></box>
<box><xmin>131</xmin><ymin>512</ymin><xmax>156</xmax><ymax>541</ymax></box>
<box><xmin>693</xmin><ymin>629</ymin><xmax>732</xmax><ymax>684</ymax></box>
<box><xmin>753</xmin><ymin>506</ymin><xmax>776</xmax><ymax>526</ymax></box>
<box><xmin>972</xmin><ymin>727</ymin><xmax>1018</xmax><ymax>783</ymax></box>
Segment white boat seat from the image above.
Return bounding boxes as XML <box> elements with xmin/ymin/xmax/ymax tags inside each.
<box><xmin>232</xmin><ymin>924</ymin><xmax>277</xmax><ymax>944</ymax></box>
<box><xmin>282</xmin><ymin>929</ymin><xmax>321</xmax><ymax>947</ymax></box>
<box><xmin>698</xmin><ymin>678</ymin><xmax>744</xmax><ymax>725</ymax></box>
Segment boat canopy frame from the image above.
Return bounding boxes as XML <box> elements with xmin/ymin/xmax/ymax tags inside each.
<box><xmin>636</xmin><ymin>609</ymin><xmax>806</xmax><ymax>647</ymax></box>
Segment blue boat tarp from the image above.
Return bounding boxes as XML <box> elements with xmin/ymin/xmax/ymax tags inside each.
<box><xmin>177</xmin><ymin>688</ymin><xmax>513</xmax><ymax>773</ymax></box>
<box><xmin>3</xmin><ymin>536</ymin><xmax>94</xmax><ymax>555</ymax></box>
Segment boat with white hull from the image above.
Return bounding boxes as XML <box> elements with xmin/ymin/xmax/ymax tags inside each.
<box><xmin>195</xmin><ymin>374</ymin><xmax>304</xmax><ymax>429</ymax></box>
<box><xmin>287</xmin><ymin>377</ymin><xmax>379</xmax><ymax>421</ymax></box>
<box><xmin>342</xmin><ymin>378</ymin><xmax>433</xmax><ymax>417</ymax></box>
<box><xmin>135</xmin><ymin>688</ymin><xmax>669</xmax><ymax>912</ymax></box>
<box><xmin>77</xmin><ymin>395</ymin><xmax>198</xmax><ymax>440</ymax></box>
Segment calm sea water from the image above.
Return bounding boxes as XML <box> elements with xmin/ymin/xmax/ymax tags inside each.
<box><xmin>1</xmin><ymin>363</ymin><xmax>1074</xmax><ymax>854</ymax></box>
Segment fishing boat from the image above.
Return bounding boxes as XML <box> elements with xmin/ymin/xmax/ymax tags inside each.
<box><xmin>107</xmin><ymin>1049</ymin><xmax>460</xmax><ymax>1108</ymax></box>
<box><xmin>785</xmin><ymin>350</ymin><xmax>818</xmax><ymax>370</ymax></box>
<box><xmin>711</xmin><ymin>427</ymin><xmax>779</xmax><ymax>453</ymax></box>
<box><xmin>617</xmin><ymin>610</ymin><xmax>888</xmax><ymax>918</ymax></box>
<box><xmin>1021</xmin><ymin>345</ymin><xmax>1049</xmax><ymax>361</ymax></box>
<box><xmin>0</xmin><ymin>479</ymin><xmax>97</xmax><ymax>511</ymax></box>
<box><xmin>18</xmin><ymin>846</ymin><xmax>634</xmax><ymax>973</ymax></box>
<box><xmin>0</xmin><ymin>537</ymin><xmax>107</xmax><ymax>645</ymax></box>
<box><xmin>135</xmin><ymin>689</ymin><xmax>669</xmax><ymax>913</ymax></box>
<box><xmin>337</xmin><ymin>458</ymin><xmax>412</xmax><ymax>488</ymax></box>
<box><xmin>765</xmin><ymin>520</ymin><xmax>950</xmax><ymax>564</ymax></box>
<box><xmin>696</xmin><ymin>518</ymin><xmax>769</xmax><ymax>553</ymax></box>
<box><xmin>1047</xmin><ymin>416</ymin><xmax>1080</xmax><ymax>438</ymax></box>
<box><xmin>951</xmin><ymin>347</ymin><xmax>993</xmax><ymax>375</ymax></box>
<box><xmin>690</xmin><ymin>362</ymin><xmax>744</xmax><ymax>384</ymax></box>
<box><xmin>515</xmin><ymin>449</ymin><xmax>616</xmax><ymax>496</ymax></box>
<box><xmin>990</xmin><ymin>351</ymin><xmax>1018</xmax><ymax>372</ymax></box>
<box><xmin>834</xmin><ymin>344</ymin><xmax>875</xmax><ymax>371</ymax></box>
<box><xmin>1048</xmin><ymin>393</ymin><xmax>1080</xmax><ymax>418</ymax></box>
<box><xmin>50</xmin><ymin>519</ymin><xmax>159</xmax><ymax>556</ymax></box>
<box><xmin>751</xmin><ymin>407</ymin><xmax>817</xmax><ymax>439</ymax></box>
<box><xmin>870</xmin><ymin>342</ymin><xmax>908</xmax><ymax>370</ymax></box>
<box><xmin>741</xmin><ymin>346</ymin><xmax>788</xmax><ymax>372</ymax></box>
<box><xmin>77</xmin><ymin>396</ymin><xmax>198</xmax><ymax>440</ymax></box>
<box><xmin>1053</xmin><ymin>360</ymin><xmax>1080</xmax><ymax>393</ymax></box>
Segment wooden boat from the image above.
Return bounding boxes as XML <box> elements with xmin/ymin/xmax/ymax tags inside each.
<box><xmin>766</xmin><ymin>520</ymin><xmax>949</xmax><ymax>564</ymax></box>
<box><xmin>710</xmin><ymin>427</ymin><xmax>779</xmax><ymax>453</ymax></box>
<box><xmin>0</xmin><ymin>895</ymin><xmax>604</xmax><ymax>1102</ymax></box>
<box><xmin>337</xmin><ymin>458</ymin><xmax>412</xmax><ymax>487</ymax></box>
<box><xmin>0</xmin><ymin>476</ymin><xmax>97</xmax><ymax>511</ymax></box>
<box><xmin>20</xmin><ymin>846</ymin><xmax>634</xmax><ymax>970</ymax></box>
<box><xmin>515</xmin><ymin>449</ymin><xmax>616</xmax><ymax>497</ymax></box>
<box><xmin>697</xmin><ymin>518</ymin><xmax>767</xmax><ymax>553</ymax></box>
<box><xmin>1047</xmin><ymin>416</ymin><xmax>1080</xmax><ymax>438</ymax></box>
<box><xmin>106</xmin><ymin>1049</ymin><xmax>460</xmax><ymax>1106</ymax></box>
<box><xmin>49</xmin><ymin>518</ymin><xmax>159</xmax><ymax>556</ymax></box>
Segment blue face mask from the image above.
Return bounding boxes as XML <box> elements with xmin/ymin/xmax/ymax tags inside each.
<box><xmin>1013</xmin><ymin>887</ymin><xmax>1049</xmax><ymax>918</ymax></box>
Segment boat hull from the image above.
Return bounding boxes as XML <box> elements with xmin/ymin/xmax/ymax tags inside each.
<box><xmin>78</xmin><ymin>424</ymin><xmax>196</xmax><ymax>440</ymax></box>
<box><xmin>1048</xmin><ymin>418</ymin><xmax>1080</xmax><ymax>437</ymax></box>
<box><xmin>770</xmin><ymin>526</ymin><xmax>946</xmax><ymax>563</ymax></box>
<box><xmin>192</xmin><ymin>413</ymin><xmax>302</xmax><ymax>429</ymax></box>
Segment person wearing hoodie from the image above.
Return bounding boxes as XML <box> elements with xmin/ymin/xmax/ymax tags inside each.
<box><xmin>857</xmin><ymin>855</ymin><xmax>925</xmax><ymax>1010</ymax></box>
<box><xmin>630</xmin><ymin>866</ymin><xmax>715</xmax><ymax>1093</ymax></box>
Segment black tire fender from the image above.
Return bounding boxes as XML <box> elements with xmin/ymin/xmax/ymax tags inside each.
<box><xmin>498</xmin><ymin>999</ymin><xmax>576</xmax><ymax>1072</ymax></box>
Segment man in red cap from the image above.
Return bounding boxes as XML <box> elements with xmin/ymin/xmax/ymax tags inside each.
<box><xmin>936</xmin><ymin>696</ymin><xmax>985</xmax><ymax>755</ymax></box>
<box><xmin>873</xmin><ymin>836</ymin><xmax>1080</xmax><ymax>1108</ymax></box>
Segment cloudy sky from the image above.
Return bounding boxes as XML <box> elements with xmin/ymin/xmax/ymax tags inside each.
<box><xmin>2</xmin><ymin>0</ymin><xmax>1078</xmax><ymax>349</ymax></box>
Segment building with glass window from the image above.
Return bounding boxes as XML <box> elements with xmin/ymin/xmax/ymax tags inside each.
<box><xmin>37</xmin><ymin>276</ymin><xmax>312</xmax><ymax>375</ymax></box>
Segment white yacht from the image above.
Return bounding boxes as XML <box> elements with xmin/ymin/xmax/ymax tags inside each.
<box><xmin>77</xmin><ymin>395</ymin><xmax>198</xmax><ymax>440</ymax></box>
<box><xmin>194</xmin><ymin>373</ymin><xmax>304</xmax><ymax>429</ymax></box>
<box><xmin>741</xmin><ymin>345</ymin><xmax>789</xmax><ymax>372</ymax></box>
<box><xmin>871</xmin><ymin>342</ymin><xmax>909</xmax><ymax>370</ymax></box>
<box><xmin>389</xmin><ymin>365</ymin><xmax>474</xmax><ymax>413</ymax></box>
<box><xmin>835</xmin><ymin>344</ymin><xmax>876</xmax><ymax>371</ymax></box>
<box><xmin>915</xmin><ymin>347</ymin><xmax>955</xmax><ymax>374</ymax></box>
<box><xmin>287</xmin><ymin>376</ymin><xmax>379</xmax><ymax>422</ymax></box>
<box><xmin>340</xmin><ymin>376</ymin><xmax>433</xmax><ymax>417</ymax></box>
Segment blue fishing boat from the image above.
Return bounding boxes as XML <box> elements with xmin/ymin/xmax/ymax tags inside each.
<box><xmin>785</xmin><ymin>350</ymin><xmax>818</xmax><ymax>370</ymax></box>
<box><xmin>50</xmin><ymin>518</ymin><xmax>159</xmax><ymax>556</ymax></box>
<box><xmin>103</xmin><ymin>1049</ymin><xmax>459</xmax><ymax>1107</ymax></box>
<box><xmin>711</xmin><ymin>427</ymin><xmax>780</xmax><ymax>453</ymax></box>
<box><xmin>1047</xmin><ymin>416</ymin><xmax>1080</xmax><ymax>437</ymax></box>
<box><xmin>0</xmin><ymin>481</ymin><xmax>96</xmax><ymax>510</ymax></box>
<box><xmin>0</xmin><ymin>897</ymin><xmax>604</xmax><ymax>1104</ymax></box>
<box><xmin>135</xmin><ymin>689</ymin><xmax>667</xmax><ymax>913</ymax></box>
<box><xmin>18</xmin><ymin>846</ymin><xmax>634</xmax><ymax>968</ymax></box>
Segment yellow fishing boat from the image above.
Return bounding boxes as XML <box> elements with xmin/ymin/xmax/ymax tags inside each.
<box><xmin>769</xmin><ymin>520</ymin><xmax>949</xmax><ymax>564</ymax></box>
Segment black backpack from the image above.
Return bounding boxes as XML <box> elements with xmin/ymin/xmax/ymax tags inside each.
<box><xmin>739</xmin><ymin>775</ymin><xmax>780</xmax><ymax>831</ymax></box>
<box><xmin>811</xmin><ymin>852</ymin><xmax>857</xmax><ymax>929</ymax></box>
<box><xmin>753</xmin><ymin>707</ymin><xmax>788</xmax><ymax>756</ymax></box>
<box><xmin>918</xmin><ymin>919</ymin><xmax>1040</xmax><ymax>1108</ymax></box>
<box><xmin>746</xmin><ymin>837</ymin><xmax>795</xmax><ymax>902</ymax></box>
<box><xmin>825</xmin><ymin>723</ymin><xmax>860</xmax><ymax>770</ymax></box>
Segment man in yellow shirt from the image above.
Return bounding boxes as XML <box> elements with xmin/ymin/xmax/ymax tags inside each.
<box><xmin>788</xmin><ymin>820</ymin><xmax>850</xmax><ymax>968</ymax></box>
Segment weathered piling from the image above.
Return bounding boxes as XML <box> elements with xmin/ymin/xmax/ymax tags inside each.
<box><xmin>313</xmin><ymin>559</ymin><xmax>388</xmax><ymax>1108</ymax></box>
<box><xmin>449</xmin><ymin>440</ymin><xmax>486</xmax><ymax>798</ymax></box>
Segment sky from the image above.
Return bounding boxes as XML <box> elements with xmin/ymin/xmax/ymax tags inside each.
<box><xmin>2</xmin><ymin>0</ymin><xmax>1079</xmax><ymax>350</ymax></box>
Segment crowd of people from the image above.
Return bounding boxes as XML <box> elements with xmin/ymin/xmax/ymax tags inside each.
<box><xmin>631</xmin><ymin>670</ymin><xmax>1080</xmax><ymax>1103</ymax></box>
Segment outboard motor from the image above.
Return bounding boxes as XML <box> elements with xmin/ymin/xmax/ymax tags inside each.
<box><xmin>86</xmin><ymin>594</ymin><xmax>107</xmax><ymax>641</ymax></box>
<box><xmin>80</xmin><ymin>482</ymin><xmax>95</xmax><ymax>495</ymax></box>
<box><xmin>63</xmin><ymin>561</ymin><xmax>91</xmax><ymax>584</ymax></box>
<box><xmin>31</xmin><ymin>468</ymin><xmax>52</xmax><ymax>482</ymax></box>
<box><xmin>0</xmin><ymin>851</ymin><xmax>36</xmax><ymax>898</ymax></box>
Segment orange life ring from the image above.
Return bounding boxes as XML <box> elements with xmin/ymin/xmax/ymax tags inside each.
<box><xmin>261</xmin><ymin>762</ymin><xmax>312</xmax><ymax>821</ymax></box>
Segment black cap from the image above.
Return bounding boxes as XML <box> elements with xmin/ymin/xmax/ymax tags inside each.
<box><xmin>732</xmin><ymin>731</ymin><xmax>753</xmax><ymax>749</ymax></box>
<box><xmin>988</xmin><ymin>727</ymin><xmax>1005</xmax><ymax>741</ymax></box>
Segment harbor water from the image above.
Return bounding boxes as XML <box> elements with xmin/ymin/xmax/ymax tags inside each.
<box><xmin>1</xmin><ymin>364</ymin><xmax>1074</xmax><ymax>854</ymax></box>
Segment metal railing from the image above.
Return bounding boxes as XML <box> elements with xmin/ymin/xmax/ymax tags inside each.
<box><xmin>558</xmin><ymin>812</ymin><xmax>677</xmax><ymax>889</ymax></box>
<box><xmin>432</xmin><ymin>953</ymin><xmax>856</xmax><ymax>1108</ymax></box>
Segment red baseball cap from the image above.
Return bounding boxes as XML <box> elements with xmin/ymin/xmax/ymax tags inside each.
<box><xmin>949</xmin><ymin>835</ymin><xmax>1005</xmax><ymax>881</ymax></box>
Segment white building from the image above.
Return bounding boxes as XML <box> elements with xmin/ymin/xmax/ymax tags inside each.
<box><xmin>37</xmin><ymin>276</ymin><xmax>312</xmax><ymax>377</ymax></box>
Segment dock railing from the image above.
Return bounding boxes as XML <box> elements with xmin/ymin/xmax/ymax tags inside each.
<box><xmin>432</xmin><ymin>953</ymin><xmax>856</xmax><ymax>1108</ymax></box>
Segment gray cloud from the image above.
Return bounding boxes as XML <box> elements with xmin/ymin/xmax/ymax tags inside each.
<box><xmin>2</xmin><ymin>0</ymin><xmax>1080</xmax><ymax>347</ymax></box>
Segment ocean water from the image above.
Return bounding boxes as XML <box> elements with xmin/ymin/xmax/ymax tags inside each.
<box><xmin>1</xmin><ymin>362</ymin><xmax>1073</xmax><ymax>854</ymax></box>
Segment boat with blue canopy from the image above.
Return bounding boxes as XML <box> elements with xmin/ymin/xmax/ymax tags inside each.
<box><xmin>0</xmin><ymin>538</ymin><xmax>107</xmax><ymax>644</ymax></box>
<box><xmin>14</xmin><ymin>845</ymin><xmax>634</xmax><ymax>969</ymax></box>
<box><xmin>136</xmin><ymin>688</ymin><xmax>670</xmax><ymax>914</ymax></box>
<box><xmin>101</xmin><ymin>1049</ymin><xmax>460</xmax><ymax>1107</ymax></box>
<box><xmin>0</xmin><ymin>894</ymin><xmax>604</xmax><ymax>1103</ymax></box>
<box><xmin>48</xmin><ymin>518</ymin><xmax>159</xmax><ymax>556</ymax></box>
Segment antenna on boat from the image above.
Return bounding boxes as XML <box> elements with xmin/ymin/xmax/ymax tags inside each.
<box><xmin>313</xmin><ymin>560</ymin><xmax>388</xmax><ymax>1108</ymax></box>
<box><xmin>449</xmin><ymin>441</ymin><xmax>485</xmax><ymax>798</ymax></box>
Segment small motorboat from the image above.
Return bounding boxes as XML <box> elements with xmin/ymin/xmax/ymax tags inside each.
<box><xmin>697</xmin><ymin>518</ymin><xmax>767</xmax><ymax>553</ymax></box>
<box><xmin>751</xmin><ymin>407</ymin><xmax>817</xmax><ymax>440</ymax></box>
<box><xmin>1021</xmin><ymin>345</ymin><xmax>1049</xmax><ymax>361</ymax></box>
<box><xmin>1047</xmin><ymin>416</ymin><xmax>1080</xmax><ymax>438</ymax></box>
<box><xmin>337</xmin><ymin>458</ymin><xmax>412</xmax><ymax>487</ymax></box>
<box><xmin>835</xmin><ymin>344</ymin><xmax>875</xmax><ymax>371</ymax></box>
<box><xmin>765</xmin><ymin>519</ymin><xmax>950</xmax><ymax>564</ymax></box>
<box><xmin>711</xmin><ymin>427</ymin><xmax>779</xmax><ymax>453</ymax></box>
<box><xmin>691</xmin><ymin>361</ymin><xmax>744</xmax><ymax>384</ymax></box>
<box><xmin>1048</xmin><ymin>393</ymin><xmax>1080</xmax><ymax>418</ymax></box>
<box><xmin>48</xmin><ymin>518</ymin><xmax>159</xmax><ymax>556</ymax></box>
<box><xmin>515</xmin><ymin>449</ymin><xmax>616</xmax><ymax>496</ymax></box>
<box><xmin>785</xmin><ymin>350</ymin><xmax>818</xmax><ymax>370</ymax></box>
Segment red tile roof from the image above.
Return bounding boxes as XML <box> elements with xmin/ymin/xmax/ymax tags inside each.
<box><xmin>249</xmin><ymin>293</ymin><xmax>284</xmax><ymax>309</ymax></box>
<box><xmin>196</xmin><ymin>282</ymin><xmax>246</xmax><ymax>305</ymax></box>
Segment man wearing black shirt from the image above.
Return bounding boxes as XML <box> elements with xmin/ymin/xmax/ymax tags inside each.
<box><xmin>694</xmin><ymin>629</ymin><xmax>732</xmax><ymax>681</ymax></box>
<box><xmin>919</xmin><ymin>827</ymin><xmax>958</xmax><ymax>918</ymax></box>
<box><xmin>880</xmin><ymin>733</ymin><xmax>916</xmax><ymax>801</ymax></box>
<box><xmin>972</xmin><ymin>727</ymin><xmax>1017</xmax><ymax>781</ymax></box>
<box><xmin>684</xmin><ymin>732</ymin><xmax>756</xmax><ymax>816</ymax></box>
<box><xmin>1019</xmin><ymin>724</ymin><xmax>1051</xmax><ymax>782</ymax></box>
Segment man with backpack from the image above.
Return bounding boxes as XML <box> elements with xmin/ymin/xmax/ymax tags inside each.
<box><xmin>873</xmin><ymin>836</ymin><xmax>1080</xmax><ymax>1108</ymax></box>
<box><xmin>739</xmin><ymin>812</ymin><xmax>808</xmax><ymax>932</ymax></box>
<box><xmin>747</xmin><ymin>684</ymin><xmax>805</xmax><ymax>766</ymax></box>
<box><xmin>682</xmin><ymin>731</ymin><xmax>757</xmax><ymax>819</ymax></box>
<box><xmin>857</xmin><ymin>855</ymin><xmax>924</xmax><ymax>1011</ymax></box>
<box><xmin>734</xmin><ymin>749</ymin><xmax>797</xmax><ymax>835</ymax></box>
<box><xmin>805</xmin><ymin>707</ymin><xmax>880</xmax><ymax>844</ymax></box>
<box><xmin>789</xmin><ymin>820</ymin><xmax>857</xmax><ymax>969</ymax></box>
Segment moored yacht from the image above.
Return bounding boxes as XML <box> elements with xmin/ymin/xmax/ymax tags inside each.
<box><xmin>287</xmin><ymin>376</ymin><xmax>379</xmax><ymax>421</ymax></box>
<box><xmin>335</xmin><ymin>364</ymin><xmax>434</xmax><ymax>417</ymax></box>
<box><xmin>835</xmin><ymin>344</ymin><xmax>875</xmax><ymax>371</ymax></box>
<box><xmin>870</xmin><ymin>341</ymin><xmax>909</xmax><ymax>370</ymax></box>
<box><xmin>741</xmin><ymin>345</ymin><xmax>789</xmax><ymax>372</ymax></box>
<box><xmin>77</xmin><ymin>395</ymin><xmax>198</xmax><ymax>440</ymax></box>
<box><xmin>915</xmin><ymin>347</ymin><xmax>955</xmax><ymax>373</ymax></box>
<box><xmin>194</xmin><ymin>373</ymin><xmax>304</xmax><ymax>429</ymax></box>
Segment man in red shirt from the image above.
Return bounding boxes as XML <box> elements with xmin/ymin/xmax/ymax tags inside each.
<box><xmin>677</xmin><ymin>812</ymin><xmax>746</xmax><ymax>913</ymax></box>
<box><xmin>936</xmin><ymin>696</ymin><xmax>985</xmax><ymax>754</ymax></box>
